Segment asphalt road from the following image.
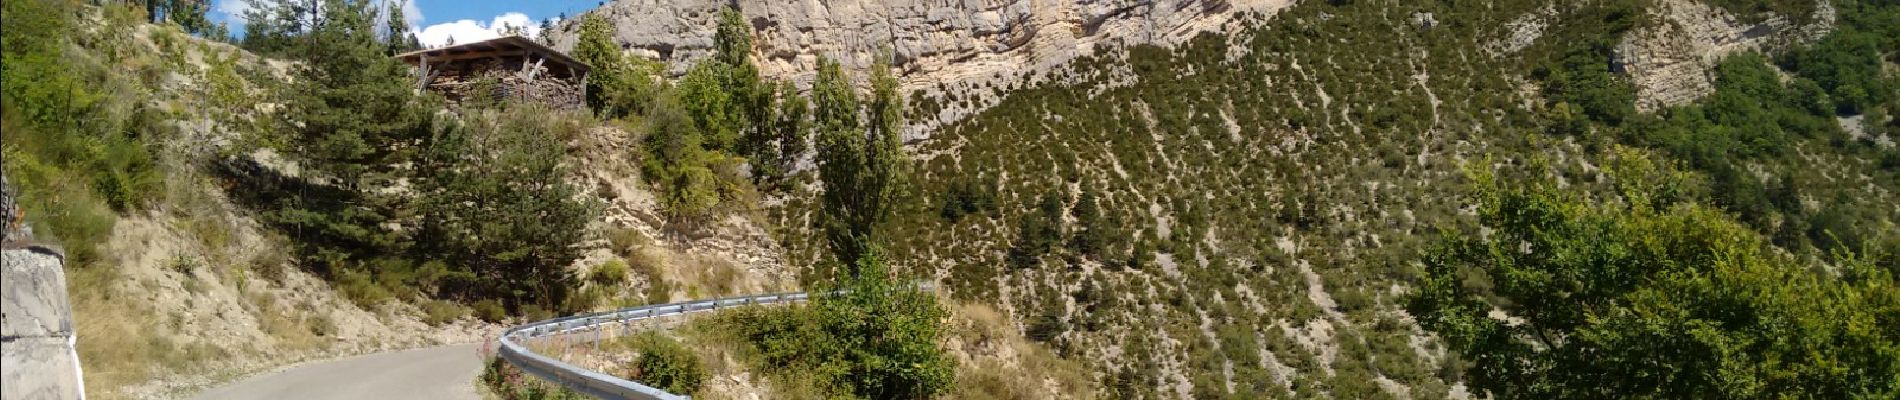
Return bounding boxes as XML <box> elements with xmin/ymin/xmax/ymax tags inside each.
<box><xmin>188</xmin><ymin>343</ymin><xmax>485</xmax><ymax>400</ymax></box>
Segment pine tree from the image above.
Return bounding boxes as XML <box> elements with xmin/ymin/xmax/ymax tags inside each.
<box><xmin>416</xmin><ymin>107</ymin><xmax>598</xmax><ymax>311</ymax></box>
<box><xmin>233</xmin><ymin>0</ymin><xmax>440</xmax><ymax>276</ymax></box>
<box><xmin>642</xmin><ymin>94</ymin><xmax>722</xmax><ymax>225</ymax></box>
<box><xmin>381</xmin><ymin>1</ymin><xmax>419</xmax><ymax>54</ymax></box>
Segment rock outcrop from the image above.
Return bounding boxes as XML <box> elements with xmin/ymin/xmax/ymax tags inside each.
<box><xmin>1614</xmin><ymin>0</ymin><xmax>1833</xmax><ymax>112</ymax></box>
<box><xmin>545</xmin><ymin>0</ymin><xmax>1296</xmax><ymax>138</ymax></box>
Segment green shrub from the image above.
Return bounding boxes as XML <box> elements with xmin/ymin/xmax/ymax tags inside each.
<box><xmin>337</xmin><ymin>269</ymin><xmax>392</xmax><ymax>308</ymax></box>
<box><xmin>711</xmin><ymin>255</ymin><xmax>953</xmax><ymax>399</ymax></box>
<box><xmin>627</xmin><ymin>332</ymin><xmax>707</xmax><ymax>395</ymax></box>
<box><xmin>938</xmin><ymin>177</ymin><xmax>998</xmax><ymax>222</ymax></box>
<box><xmin>1409</xmin><ymin>168</ymin><xmax>1900</xmax><ymax>398</ymax></box>
<box><xmin>307</xmin><ymin>313</ymin><xmax>336</xmax><ymax>337</ymax></box>
<box><xmin>420</xmin><ymin>299</ymin><xmax>466</xmax><ymax>326</ymax></box>
<box><xmin>591</xmin><ymin>259</ymin><xmax>631</xmax><ymax>287</ymax></box>
<box><xmin>644</xmin><ymin>278</ymin><xmax>673</xmax><ymax>305</ymax></box>
<box><xmin>482</xmin><ymin>357</ymin><xmax>588</xmax><ymax>400</ymax></box>
<box><xmin>472</xmin><ymin>299</ymin><xmax>508</xmax><ymax>323</ymax></box>
<box><xmin>605</xmin><ymin>228</ymin><xmax>650</xmax><ymax>258</ymax></box>
<box><xmin>519</xmin><ymin>304</ymin><xmax>554</xmax><ymax>323</ymax></box>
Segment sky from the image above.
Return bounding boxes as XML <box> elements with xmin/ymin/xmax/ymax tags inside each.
<box><xmin>211</xmin><ymin>0</ymin><xmax>606</xmax><ymax>47</ymax></box>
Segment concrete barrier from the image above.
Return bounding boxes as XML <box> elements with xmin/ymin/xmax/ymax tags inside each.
<box><xmin>2</xmin><ymin>245</ymin><xmax>86</xmax><ymax>400</ymax></box>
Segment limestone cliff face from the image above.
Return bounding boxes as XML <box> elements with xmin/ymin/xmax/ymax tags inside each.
<box><xmin>1614</xmin><ymin>0</ymin><xmax>1833</xmax><ymax>112</ymax></box>
<box><xmin>546</xmin><ymin>0</ymin><xmax>1294</xmax><ymax>136</ymax></box>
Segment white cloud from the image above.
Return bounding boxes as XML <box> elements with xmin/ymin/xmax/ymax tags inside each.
<box><xmin>214</xmin><ymin>0</ymin><xmax>253</xmax><ymax>22</ymax></box>
<box><xmin>416</xmin><ymin>12</ymin><xmax>541</xmax><ymax>48</ymax></box>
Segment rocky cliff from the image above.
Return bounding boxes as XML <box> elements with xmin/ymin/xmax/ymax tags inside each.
<box><xmin>1614</xmin><ymin>0</ymin><xmax>1833</xmax><ymax>112</ymax></box>
<box><xmin>546</xmin><ymin>0</ymin><xmax>1296</xmax><ymax>137</ymax></box>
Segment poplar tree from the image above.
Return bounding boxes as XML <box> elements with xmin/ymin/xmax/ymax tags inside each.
<box><xmin>813</xmin><ymin>53</ymin><xmax>906</xmax><ymax>275</ymax></box>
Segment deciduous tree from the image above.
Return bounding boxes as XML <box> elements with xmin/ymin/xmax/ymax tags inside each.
<box><xmin>1408</xmin><ymin>164</ymin><xmax>1900</xmax><ymax>399</ymax></box>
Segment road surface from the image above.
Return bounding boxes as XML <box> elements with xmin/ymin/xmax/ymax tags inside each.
<box><xmin>188</xmin><ymin>343</ymin><xmax>484</xmax><ymax>400</ymax></box>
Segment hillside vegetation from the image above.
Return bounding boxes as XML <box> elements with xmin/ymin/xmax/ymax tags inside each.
<box><xmin>758</xmin><ymin>0</ymin><xmax>1900</xmax><ymax>398</ymax></box>
<box><xmin>2</xmin><ymin>1</ymin><xmax>506</xmax><ymax>397</ymax></box>
<box><xmin>7</xmin><ymin>0</ymin><xmax>1899</xmax><ymax>398</ymax></box>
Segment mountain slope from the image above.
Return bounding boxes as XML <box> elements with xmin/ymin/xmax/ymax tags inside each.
<box><xmin>750</xmin><ymin>0</ymin><xmax>1899</xmax><ymax>398</ymax></box>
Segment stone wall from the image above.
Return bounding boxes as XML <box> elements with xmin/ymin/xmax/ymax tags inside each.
<box><xmin>429</xmin><ymin>58</ymin><xmax>586</xmax><ymax>110</ymax></box>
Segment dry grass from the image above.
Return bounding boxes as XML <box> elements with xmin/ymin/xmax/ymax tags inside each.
<box><xmin>944</xmin><ymin>302</ymin><xmax>1098</xmax><ymax>400</ymax></box>
<box><xmin>71</xmin><ymin>266</ymin><xmax>159</xmax><ymax>399</ymax></box>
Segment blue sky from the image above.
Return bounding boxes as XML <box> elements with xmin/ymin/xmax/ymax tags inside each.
<box><xmin>213</xmin><ymin>0</ymin><xmax>605</xmax><ymax>46</ymax></box>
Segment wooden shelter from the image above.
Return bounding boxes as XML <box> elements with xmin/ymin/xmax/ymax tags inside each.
<box><xmin>396</xmin><ymin>36</ymin><xmax>591</xmax><ymax>109</ymax></box>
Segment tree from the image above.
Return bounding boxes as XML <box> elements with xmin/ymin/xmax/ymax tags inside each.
<box><xmin>1541</xmin><ymin>45</ymin><xmax>1636</xmax><ymax>127</ymax></box>
<box><xmin>765</xmin><ymin>80</ymin><xmax>810</xmax><ymax>184</ymax></box>
<box><xmin>1008</xmin><ymin>192</ymin><xmax>1065</xmax><ymax>269</ymax></box>
<box><xmin>537</xmin><ymin>18</ymin><xmax>556</xmax><ymax>44</ymax></box>
<box><xmin>676</xmin><ymin>60</ymin><xmax>741</xmax><ymax>151</ymax></box>
<box><xmin>713</xmin><ymin>8</ymin><xmax>753</xmax><ymax>70</ymax></box>
<box><xmin>223</xmin><ymin>0</ymin><xmax>439</xmax><ymax>281</ymax></box>
<box><xmin>813</xmin><ymin>251</ymin><xmax>955</xmax><ymax>398</ymax></box>
<box><xmin>573</xmin><ymin>14</ymin><xmax>659</xmax><ymax>118</ymax></box>
<box><xmin>704</xmin><ymin>7</ymin><xmax>781</xmax><ymax>177</ymax></box>
<box><xmin>1782</xmin><ymin>29</ymin><xmax>1892</xmax><ymax>115</ymax></box>
<box><xmin>289</xmin><ymin>0</ymin><xmax>435</xmax><ymax>186</ymax></box>
<box><xmin>813</xmin><ymin>55</ymin><xmax>908</xmax><ymax>274</ymax></box>
<box><xmin>807</xmin><ymin>54</ymin><xmax>954</xmax><ymax>396</ymax></box>
<box><xmin>418</xmin><ymin>106</ymin><xmax>599</xmax><ymax>311</ymax></box>
<box><xmin>1071</xmin><ymin>188</ymin><xmax>1113</xmax><ymax>259</ymax></box>
<box><xmin>642</xmin><ymin>94</ymin><xmax>722</xmax><ymax>224</ymax></box>
<box><xmin>380</xmin><ymin>1</ymin><xmax>420</xmax><ymax>54</ymax></box>
<box><xmin>239</xmin><ymin>0</ymin><xmax>308</xmax><ymax>55</ymax></box>
<box><xmin>1407</xmin><ymin>166</ymin><xmax>1900</xmax><ymax>399</ymax></box>
<box><xmin>157</xmin><ymin>0</ymin><xmax>214</xmax><ymax>35</ymax></box>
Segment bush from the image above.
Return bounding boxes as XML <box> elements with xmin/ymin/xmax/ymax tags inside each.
<box><xmin>1</xmin><ymin>0</ymin><xmax>161</xmax><ymax>266</ymax></box>
<box><xmin>420</xmin><ymin>299</ymin><xmax>466</xmax><ymax>326</ymax></box>
<box><xmin>482</xmin><ymin>357</ymin><xmax>588</xmax><ymax>400</ymax></box>
<box><xmin>627</xmin><ymin>332</ymin><xmax>707</xmax><ymax>395</ymax></box>
<box><xmin>1409</xmin><ymin>169</ymin><xmax>1900</xmax><ymax>398</ymax></box>
<box><xmin>337</xmin><ymin>269</ymin><xmax>392</xmax><ymax>308</ymax></box>
<box><xmin>591</xmin><ymin>259</ymin><xmax>630</xmax><ymax>287</ymax></box>
<box><xmin>706</xmin><ymin>256</ymin><xmax>954</xmax><ymax>399</ymax></box>
<box><xmin>938</xmin><ymin>177</ymin><xmax>998</xmax><ymax>222</ymax></box>
<box><xmin>472</xmin><ymin>299</ymin><xmax>508</xmax><ymax>324</ymax></box>
<box><xmin>605</xmin><ymin>228</ymin><xmax>650</xmax><ymax>258</ymax></box>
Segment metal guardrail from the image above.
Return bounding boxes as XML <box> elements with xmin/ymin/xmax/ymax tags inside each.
<box><xmin>495</xmin><ymin>291</ymin><xmax>813</xmax><ymax>400</ymax></box>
